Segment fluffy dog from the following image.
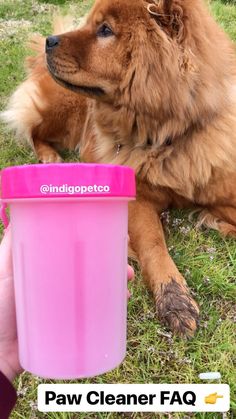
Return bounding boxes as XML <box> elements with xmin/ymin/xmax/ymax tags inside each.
<box><xmin>2</xmin><ymin>0</ymin><xmax>236</xmax><ymax>337</ymax></box>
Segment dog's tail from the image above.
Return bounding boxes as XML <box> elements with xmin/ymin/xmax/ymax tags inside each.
<box><xmin>0</xmin><ymin>80</ymin><xmax>46</xmax><ymax>147</ymax></box>
<box><xmin>0</xmin><ymin>15</ymin><xmax>77</xmax><ymax>146</ymax></box>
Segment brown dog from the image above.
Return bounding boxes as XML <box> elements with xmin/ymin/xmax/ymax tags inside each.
<box><xmin>2</xmin><ymin>0</ymin><xmax>236</xmax><ymax>337</ymax></box>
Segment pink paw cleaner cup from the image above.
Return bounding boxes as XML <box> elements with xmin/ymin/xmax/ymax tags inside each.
<box><xmin>0</xmin><ymin>163</ymin><xmax>136</xmax><ymax>379</ymax></box>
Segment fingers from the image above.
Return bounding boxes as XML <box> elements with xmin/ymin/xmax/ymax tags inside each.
<box><xmin>0</xmin><ymin>224</ymin><xmax>13</xmax><ymax>280</ymax></box>
<box><xmin>127</xmin><ymin>265</ymin><xmax>134</xmax><ymax>281</ymax></box>
<box><xmin>4</xmin><ymin>223</ymin><xmax>11</xmax><ymax>235</ymax></box>
<box><xmin>127</xmin><ymin>265</ymin><xmax>135</xmax><ymax>299</ymax></box>
<box><xmin>127</xmin><ymin>235</ymin><xmax>134</xmax><ymax>281</ymax></box>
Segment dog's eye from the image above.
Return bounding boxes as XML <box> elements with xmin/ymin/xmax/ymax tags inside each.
<box><xmin>97</xmin><ymin>24</ymin><xmax>114</xmax><ymax>38</ymax></box>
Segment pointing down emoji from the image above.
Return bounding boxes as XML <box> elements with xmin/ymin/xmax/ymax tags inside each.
<box><xmin>205</xmin><ymin>393</ymin><xmax>224</xmax><ymax>404</ymax></box>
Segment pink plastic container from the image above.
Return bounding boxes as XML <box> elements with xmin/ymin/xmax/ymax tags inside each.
<box><xmin>0</xmin><ymin>163</ymin><xmax>135</xmax><ymax>379</ymax></box>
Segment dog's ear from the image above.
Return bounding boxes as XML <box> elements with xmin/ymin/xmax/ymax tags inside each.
<box><xmin>147</xmin><ymin>0</ymin><xmax>186</xmax><ymax>43</ymax></box>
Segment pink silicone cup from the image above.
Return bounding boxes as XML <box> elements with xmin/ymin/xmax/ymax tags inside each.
<box><xmin>0</xmin><ymin>163</ymin><xmax>136</xmax><ymax>379</ymax></box>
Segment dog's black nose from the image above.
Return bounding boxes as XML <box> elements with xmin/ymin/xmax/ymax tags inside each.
<box><xmin>46</xmin><ymin>36</ymin><xmax>60</xmax><ymax>52</ymax></box>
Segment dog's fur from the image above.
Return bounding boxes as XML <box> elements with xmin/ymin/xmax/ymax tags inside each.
<box><xmin>2</xmin><ymin>0</ymin><xmax>236</xmax><ymax>336</ymax></box>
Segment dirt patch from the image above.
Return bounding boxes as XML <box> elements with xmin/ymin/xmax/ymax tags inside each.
<box><xmin>0</xmin><ymin>18</ymin><xmax>31</xmax><ymax>40</ymax></box>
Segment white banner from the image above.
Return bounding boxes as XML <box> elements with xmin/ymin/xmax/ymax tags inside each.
<box><xmin>37</xmin><ymin>384</ymin><xmax>230</xmax><ymax>412</ymax></box>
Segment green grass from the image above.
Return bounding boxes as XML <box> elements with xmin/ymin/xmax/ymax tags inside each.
<box><xmin>210</xmin><ymin>0</ymin><xmax>236</xmax><ymax>39</ymax></box>
<box><xmin>0</xmin><ymin>1</ymin><xmax>236</xmax><ymax>418</ymax></box>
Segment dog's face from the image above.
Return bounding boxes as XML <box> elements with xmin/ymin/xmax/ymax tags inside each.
<box><xmin>46</xmin><ymin>0</ymin><xmax>191</xmax><ymax>110</ymax></box>
<box><xmin>46</xmin><ymin>0</ymin><xmax>142</xmax><ymax>99</ymax></box>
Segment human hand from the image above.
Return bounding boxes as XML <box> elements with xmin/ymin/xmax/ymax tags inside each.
<box><xmin>0</xmin><ymin>225</ymin><xmax>22</xmax><ymax>382</ymax></box>
<box><xmin>127</xmin><ymin>264</ymin><xmax>134</xmax><ymax>298</ymax></box>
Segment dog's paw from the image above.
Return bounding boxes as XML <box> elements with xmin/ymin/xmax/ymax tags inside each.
<box><xmin>156</xmin><ymin>279</ymin><xmax>199</xmax><ymax>338</ymax></box>
<box><xmin>39</xmin><ymin>152</ymin><xmax>62</xmax><ymax>164</ymax></box>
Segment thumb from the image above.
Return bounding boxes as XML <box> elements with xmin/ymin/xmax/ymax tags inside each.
<box><xmin>0</xmin><ymin>224</ymin><xmax>13</xmax><ymax>279</ymax></box>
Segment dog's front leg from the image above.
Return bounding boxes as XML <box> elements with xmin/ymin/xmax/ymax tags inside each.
<box><xmin>128</xmin><ymin>199</ymin><xmax>199</xmax><ymax>337</ymax></box>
